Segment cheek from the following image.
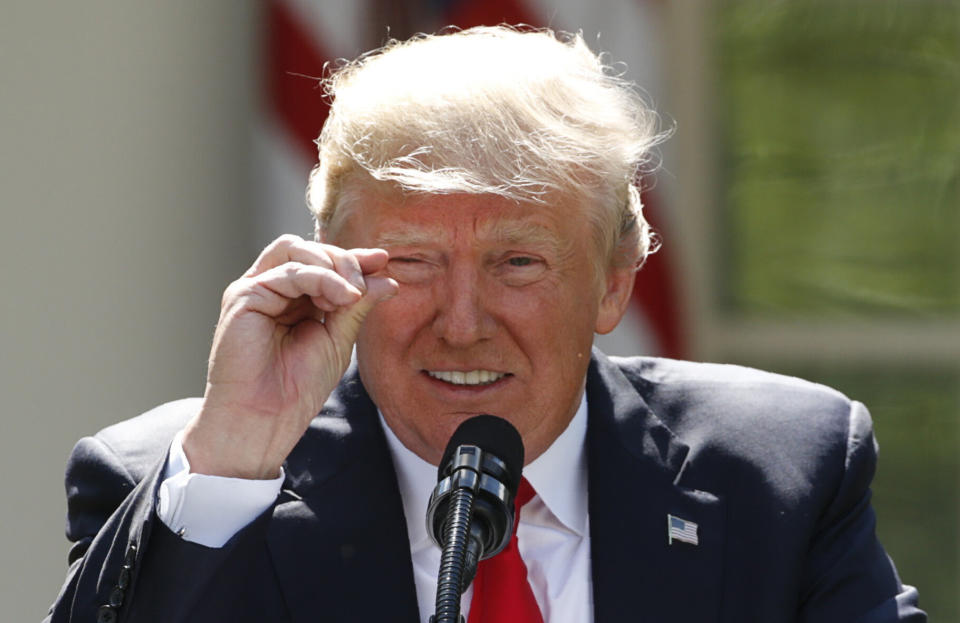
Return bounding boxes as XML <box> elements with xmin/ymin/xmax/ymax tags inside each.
<box><xmin>356</xmin><ymin>303</ymin><xmax>395</xmax><ymax>355</ymax></box>
<box><xmin>355</xmin><ymin>301</ymin><xmax>415</xmax><ymax>410</ymax></box>
<box><xmin>505</xmin><ymin>280</ymin><xmax>599</xmax><ymax>337</ymax></box>
<box><xmin>356</xmin><ymin>290</ymin><xmax>429</xmax><ymax>355</ymax></box>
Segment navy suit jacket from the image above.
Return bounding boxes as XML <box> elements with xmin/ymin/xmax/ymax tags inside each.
<box><xmin>47</xmin><ymin>351</ymin><xmax>925</xmax><ymax>622</ymax></box>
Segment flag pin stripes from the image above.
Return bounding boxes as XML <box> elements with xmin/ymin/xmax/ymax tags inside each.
<box><xmin>667</xmin><ymin>514</ymin><xmax>699</xmax><ymax>546</ymax></box>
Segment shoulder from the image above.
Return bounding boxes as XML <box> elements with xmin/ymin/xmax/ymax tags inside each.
<box><xmin>609</xmin><ymin>355</ymin><xmax>853</xmax><ymax>435</ymax></box>
<box><xmin>602</xmin><ymin>355</ymin><xmax>871</xmax><ymax>500</ymax></box>
<box><xmin>63</xmin><ymin>398</ymin><xmax>203</xmax><ymax>551</ymax></box>
<box><xmin>610</xmin><ymin>354</ymin><xmax>846</xmax><ymax>399</ymax></box>
<box><xmin>71</xmin><ymin>398</ymin><xmax>202</xmax><ymax>486</ymax></box>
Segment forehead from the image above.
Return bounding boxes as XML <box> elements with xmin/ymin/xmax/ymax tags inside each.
<box><xmin>336</xmin><ymin>189</ymin><xmax>583</xmax><ymax>252</ymax></box>
<box><xmin>373</xmin><ymin>215</ymin><xmax>566</xmax><ymax>249</ymax></box>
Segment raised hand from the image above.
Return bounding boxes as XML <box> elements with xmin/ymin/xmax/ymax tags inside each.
<box><xmin>181</xmin><ymin>234</ymin><xmax>398</xmax><ymax>479</ymax></box>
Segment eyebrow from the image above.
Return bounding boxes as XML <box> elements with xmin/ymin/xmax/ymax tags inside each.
<box><xmin>488</xmin><ymin>220</ymin><xmax>565</xmax><ymax>251</ymax></box>
<box><xmin>375</xmin><ymin>220</ymin><xmax>567</xmax><ymax>254</ymax></box>
<box><xmin>374</xmin><ymin>226</ymin><xmax>439</xmax><ymax>248</ymax></box>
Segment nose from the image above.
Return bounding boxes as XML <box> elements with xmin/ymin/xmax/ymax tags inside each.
<box><xmin>431</xmin><ymin>260</ymin><xmax>496</xmax><ymax>346</ymax></box>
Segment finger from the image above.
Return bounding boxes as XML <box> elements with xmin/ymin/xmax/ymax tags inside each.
<box><xmin>245</xmin><ymin>235</ymin><xmax>355</xmax><ymax>279</ymax></box>
<box><xmin>257</xmin><ymin>263</ymin><xmax>363</xmax><ymax>305</ymax></box>
<box><xmin>322</xmin><ymin>245</ymin><xmax>367</xmax><ymax>293</ymax></box>
<box><xmin>363</xmin><ymin>274</ymin><xmax>400</xmax><ymax>301</ymax></box>
<box><xmin>349</xmin><ymin>248</ymin><xmax>391</xmax><ymax>275</ymax></box>
<box><xmin>324</xmin><ymin>275</ymin><xmax>399</xmax><ymax>344</ymax></box>
<box><xmin>245</xmin><ymin>235</ymin><xmax>322</xmax><ymax>276</ymax></box>
<box><xmin>246</xmin><ymin>236</ymin><xmax>370</xmax><ymax>294</ymax></box>
<box><xmin>309</xmin><ymin>295</ymin><xmax>339</xmax><ymax>312</ymax></box>
<box><xmin>233</xmin><ymin>263</ymin><xmax>363</xmax><ymax>318</ymax></box>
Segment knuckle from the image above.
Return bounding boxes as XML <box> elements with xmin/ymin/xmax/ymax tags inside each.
<box><xmin>271</xmin><ymin>233</ymin><xmax>303</xmax><ymax>251</ymax></box>
<box><xmin>283</xmin><ymin>261</ymin><xmax>306</xmax><ymax>278</ymax></box>
<box><xmin>222</xmin><ymin>277</ymin><xmax>267</xmax><ymax>311</ymax></box>
<box><xmin>277</xmin><ymin>233</ymin><xmax>303</xmax><ymax>246</ymax></box>
<box><xmin>221</xmin><ymin>279</ymin><xmax>246</xmax><ymax>305</ymax></box>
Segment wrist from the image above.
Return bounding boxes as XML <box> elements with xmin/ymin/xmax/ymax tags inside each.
<box><xmin>181</xmin><ymin>416</ymin><xmax>284</xmax><ymax>480</ymax></box>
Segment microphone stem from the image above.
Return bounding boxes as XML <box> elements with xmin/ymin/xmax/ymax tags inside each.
<box><xmin>434</xmin><ymin>487</ymin><xmax>475</xmax><ymax>623</ymax></box>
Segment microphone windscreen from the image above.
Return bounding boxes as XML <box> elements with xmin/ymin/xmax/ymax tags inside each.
<box><xmin>439</xmin><ymin>415</ymin><xmax>524</xmax><ymax>492</ymax></box>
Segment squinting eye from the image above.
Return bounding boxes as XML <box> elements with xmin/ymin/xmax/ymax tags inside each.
<box><xmin>498</xmin><ymin>255</ymin><xmax>546</xmax><ymax>286</ymax></box>
<box><xmin>387</xmin><ymin>257</ymin><xmax>436</xmax><ymax>285</ymax></box>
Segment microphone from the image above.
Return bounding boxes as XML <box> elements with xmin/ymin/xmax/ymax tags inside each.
<box><xmin>426</xmin><ymin>415</ymin><xmax>525</xmax><ymax>623</ymax></box>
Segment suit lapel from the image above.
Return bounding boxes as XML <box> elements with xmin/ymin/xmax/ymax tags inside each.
<box><xmin>587</xmin><ymin>351</ymin><xmax>725</xmax><ymax>623</ymax></box>
<box><xmin>267</xmin><ymin>366</ymin><xmax>420</xmax><ymax>623</ymax></box>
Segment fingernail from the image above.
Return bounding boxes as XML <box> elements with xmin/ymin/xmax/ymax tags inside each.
<box><xmin>381</xmin><ymin>280</ymin><xmax>399</xmax><ymax>300</ymax></box>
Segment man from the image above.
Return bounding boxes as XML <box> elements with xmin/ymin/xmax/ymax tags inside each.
<box><xmin>47</xmin><ymin>26</ymin><xmax>924</xmax><ymax>622</ymax></box>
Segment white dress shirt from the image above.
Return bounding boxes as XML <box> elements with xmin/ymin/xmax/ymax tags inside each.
<box><xmin>158</xmin><ymin>396</ymin><xmax>593</xmax><ymax>622</ymax></box>
<box><xmin>382</xmin><ymin>397</ymin><xmax>593</xmax><ymax>622</ymax></box>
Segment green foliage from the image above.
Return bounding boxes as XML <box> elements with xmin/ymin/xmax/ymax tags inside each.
<box><xmin>718</xmin><ymin>0</ymin><xmax>960</xmax><ymax>317</ymax></box>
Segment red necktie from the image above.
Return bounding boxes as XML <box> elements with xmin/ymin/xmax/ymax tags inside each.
<box><xmin>467</xmin><ymin>477</ymin><xmax>545</xmax><ymax>623</ymax></box>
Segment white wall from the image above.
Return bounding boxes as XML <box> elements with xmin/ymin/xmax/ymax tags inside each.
<box><xmin>0</xmin><ymin>2</ymin><xmax>258</xmax><ymax>618</ymax></box>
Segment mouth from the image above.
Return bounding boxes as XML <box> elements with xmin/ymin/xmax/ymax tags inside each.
<box><xmin>424</xmin><ymin>369</ymin><xmax>510</xmax><ymax>387</ymax></box>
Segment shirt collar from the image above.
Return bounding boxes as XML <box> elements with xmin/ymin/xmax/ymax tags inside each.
<box><xmin>380</xmin><ymin>392</ymin><xmax>590</xmax><ymax>550</ymax></box>
<box><xmin>381</xmin><ymin>412</ymin><xmax>438</xmax><ymax>550</ymax></box>
<box><xmin>523</xmin><ymin>394</ymin><xmax>589</xmax><ymax>536</ymax></box>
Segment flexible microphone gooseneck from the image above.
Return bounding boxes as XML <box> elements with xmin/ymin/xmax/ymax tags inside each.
<box><xmin>426</xmin><ymin>415</ymin><xmax>525</xmax><ymax>623</ymax></box>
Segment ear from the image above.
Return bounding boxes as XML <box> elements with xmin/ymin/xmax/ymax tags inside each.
<box><xmin>595</xmin><ymin>264</ymin><xmax>636</xmax><ymax>335</ymax></box>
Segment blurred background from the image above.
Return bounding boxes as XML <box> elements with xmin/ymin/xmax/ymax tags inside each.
<box><xmin>2</xmin><ymin>0</ymin><xmax>956</xmax><ymax>620</ymax></box>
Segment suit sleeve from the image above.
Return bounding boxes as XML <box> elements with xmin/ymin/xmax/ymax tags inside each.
<box><xmin>798</xmin><ymin>401</ymin><xmax>926</xmax><ymax>622</ymax></box>
<box><xmin>44</xmin><ymin>434</ymin><xmax>264</xmax><ymax>623</ymax></box>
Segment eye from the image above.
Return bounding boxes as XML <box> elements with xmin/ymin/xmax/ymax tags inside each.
<box><xmin>497</xmin><ymin>254</ymin><xmax>547</xmax><ymax>286</ymax></box>
<box><xmin>386</xmin><ymin>256</ymin><xmax>437</xmax><ymax>285</ymax></box>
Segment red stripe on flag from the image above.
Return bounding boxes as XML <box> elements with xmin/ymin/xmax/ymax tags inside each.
<box><xmin>266</xmin><ymin>0</ymin><xmax>332</xmax><ymax>162</ymax></box>
<box><xmin>632</xmin><ymin>189</ymin><xmax>686</xmax><ymax>358</ymax></box>
<box><xmin>443</xmin><ymin>0</ymin><xmax>540</xmax><ymax>29</ymax></box>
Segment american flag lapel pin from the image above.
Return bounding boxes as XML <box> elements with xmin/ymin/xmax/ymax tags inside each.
<box><xmin>667</xmin><ymin>514</ymin><xmax>699</xmax><ymax>546</ymax></box>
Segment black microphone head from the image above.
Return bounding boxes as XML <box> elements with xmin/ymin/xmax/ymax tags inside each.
<box><xmin>439</xmin><ymin>414</ymin><xmax>524</xmax><ymax>492</ymax></box>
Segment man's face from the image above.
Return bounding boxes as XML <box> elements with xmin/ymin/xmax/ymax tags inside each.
<box><xmin>331</xmin><ymin>188</ymin><xmax>634</xmax><ymax>465</ymax></box>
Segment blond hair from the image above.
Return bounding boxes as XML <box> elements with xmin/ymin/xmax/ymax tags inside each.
<box><xmin>308</xmin><ymin>25</ymin><xmax>666</xmax><ymax>269</ymax></box>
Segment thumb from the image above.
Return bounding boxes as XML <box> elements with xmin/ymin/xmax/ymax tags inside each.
<box><xmin>325</xmin><ymin>275</ymin><xmax>399</xmax><ymax>345</ymax></box>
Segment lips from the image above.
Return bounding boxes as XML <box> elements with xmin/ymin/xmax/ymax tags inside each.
<box><xmin>425</xmin><ymin>370</ymin><xmax>508</xmax><ymax>386</ymax></box>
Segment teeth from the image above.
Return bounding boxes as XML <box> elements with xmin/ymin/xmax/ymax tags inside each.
<box><xmin>427</xmin><ymin>370</ymin><xmax>506</xmax><ymax>385</ymax></box>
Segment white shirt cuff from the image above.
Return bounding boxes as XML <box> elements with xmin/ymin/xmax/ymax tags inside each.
<box><xmin>157</xmin><ymin>430</ymin><xmax>285</xmax><ymax>548</ymax></box>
